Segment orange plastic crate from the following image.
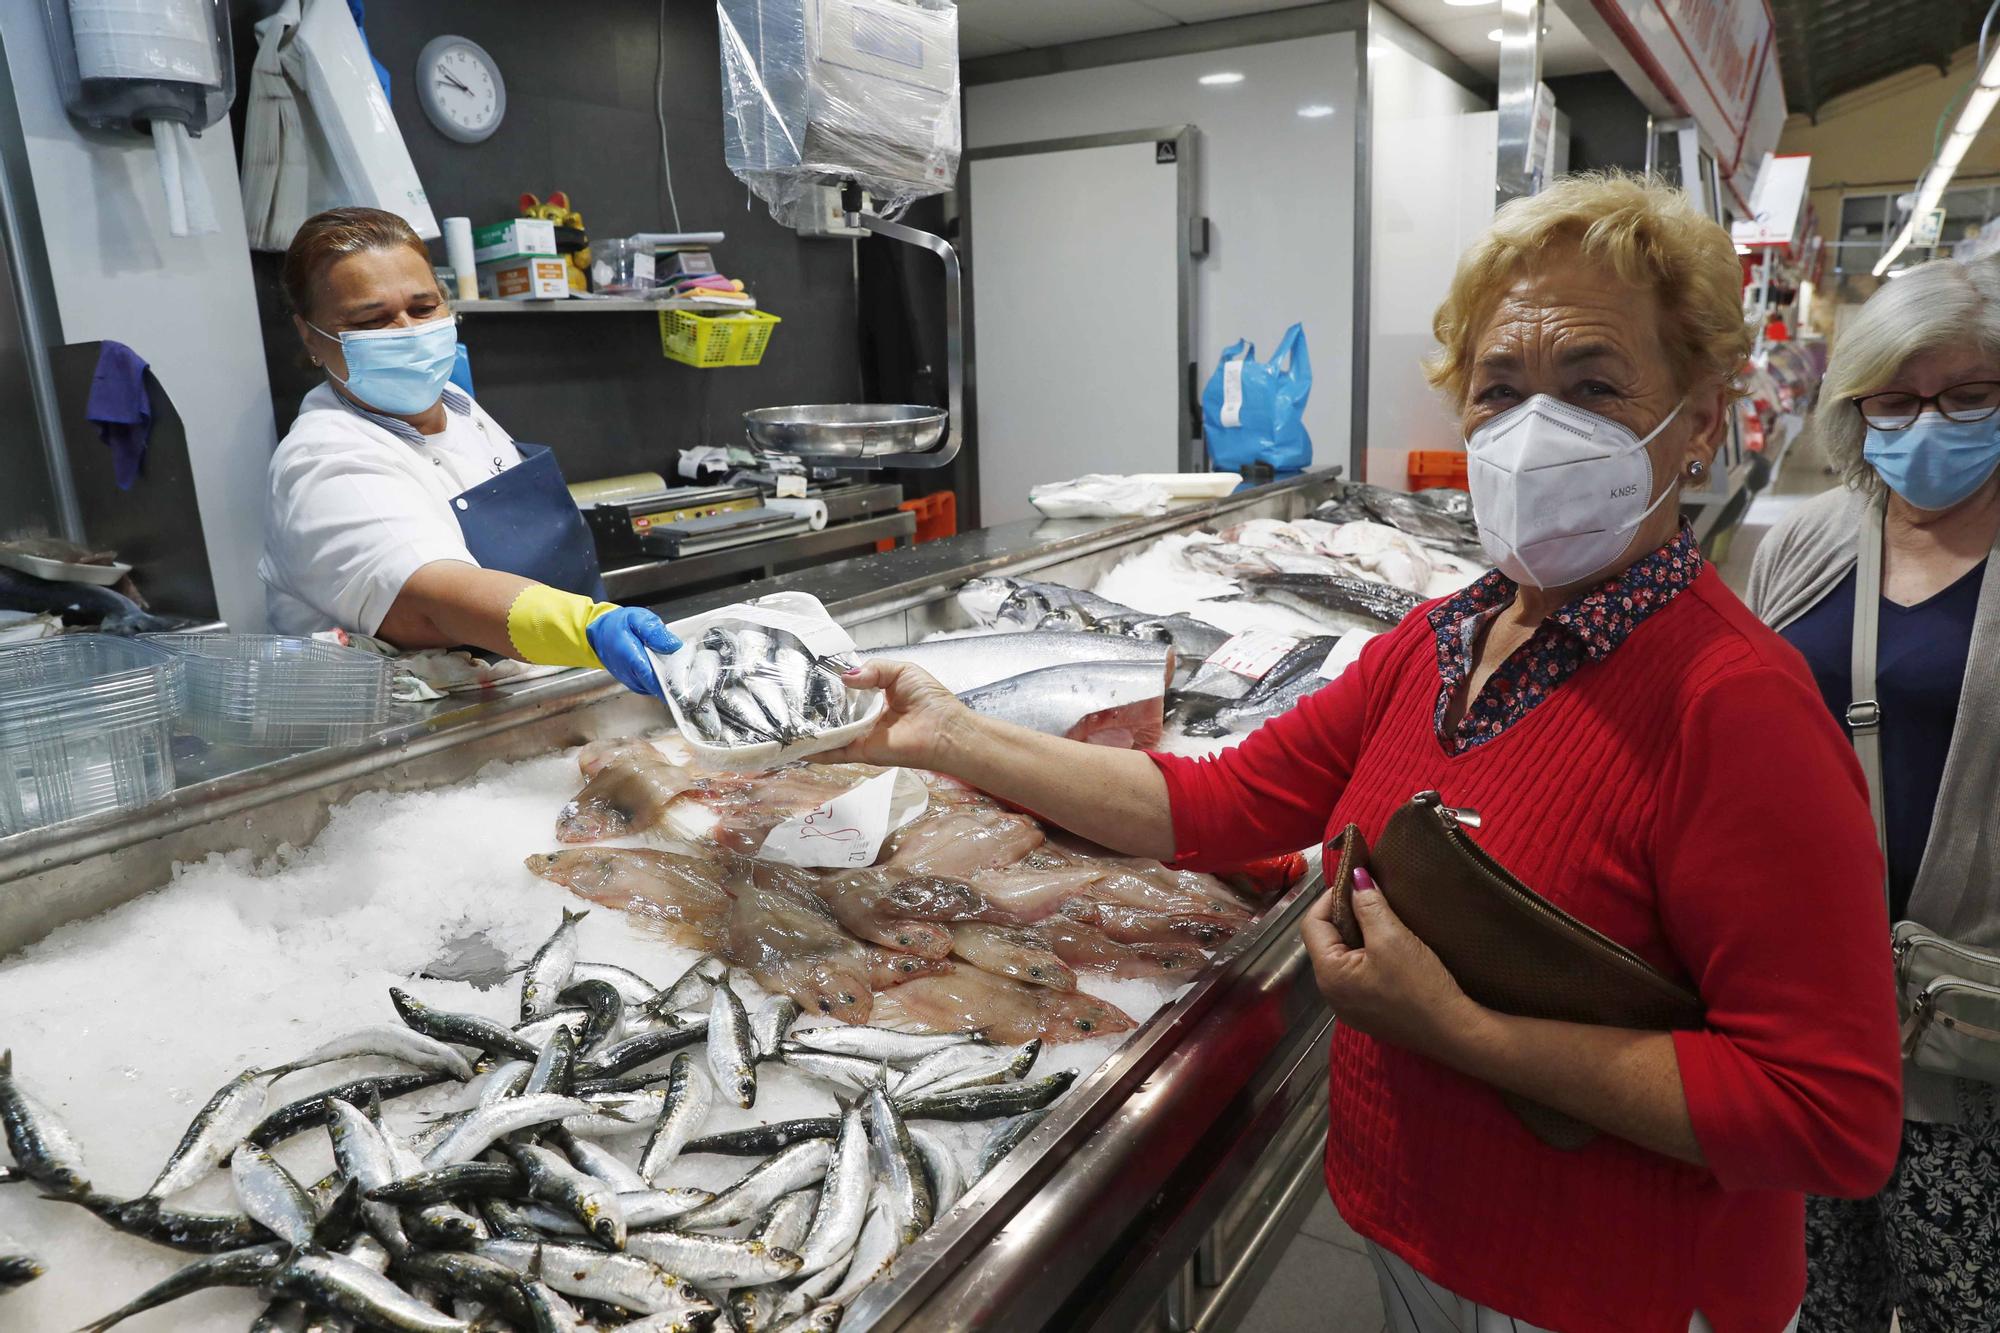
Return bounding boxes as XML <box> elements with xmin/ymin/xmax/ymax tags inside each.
<box><xmin>877</xmin><ymin>491</ymin><xmax>957</xmax><ymax>552</ymax></box>
<box><xmin>1407</xmin><ymin>450</ymin><xmax>1469</xmax><ymax>492</ymax></box>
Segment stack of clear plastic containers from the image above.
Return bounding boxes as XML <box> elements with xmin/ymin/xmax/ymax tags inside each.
<box><xmin>142</xmin><ymin>634</ymin><xmax>394</xmax><ymax>750</ymax></box>
<box><xmin>0</xmin><ymin>634</ymin><xmax>186</xmax><ymax>835</ymax></box>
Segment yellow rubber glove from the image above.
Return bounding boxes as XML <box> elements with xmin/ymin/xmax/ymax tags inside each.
<box><xmin>506</xmin><ymin>584</ymin><xmax>613</xmax><ymax>669</ymax></box>
<box><xmin>506</xmin><ymin>585</ymin><xmax>682</xmax><ymax>697</ymax></box>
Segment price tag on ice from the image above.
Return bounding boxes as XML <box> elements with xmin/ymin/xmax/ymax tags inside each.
<box><xmin>1318</xmin><ymin>628</ymin><xmax>1378</xmax><ymax>680</ymax></box>
<box><xmin>756</xmin><ymin>768</ymin><xmax>930</xmax><ymax>869</ymax></box>
<box><xmin>1208</xmin><ymin>629</ymin><xmax>1300</xmax><ymax>679</ymax></box>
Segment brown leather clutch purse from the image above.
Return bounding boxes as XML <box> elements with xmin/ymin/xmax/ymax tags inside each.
<box><xmin>1326</xmin><ymin>790</ymin><xmax>1705</xmax><ymax>1150</ymax></box>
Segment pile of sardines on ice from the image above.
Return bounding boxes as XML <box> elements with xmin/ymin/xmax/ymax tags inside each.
<box><xmin>0</xmin><ymin>737</ymin><xmax>1269</xmax><ymax>1332</ymax></box>
<box><xmin>662</xmin><ymin>625</ymin><xmax>858</xmax><ymax>749</ymax></box>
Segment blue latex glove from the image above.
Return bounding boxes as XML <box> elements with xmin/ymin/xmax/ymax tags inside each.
<box><xmin>585</xmin><ymin>607</ymin><xmax>683</xmax><ymax>698</ymax></box>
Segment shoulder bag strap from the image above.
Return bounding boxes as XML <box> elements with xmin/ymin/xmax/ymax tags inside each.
<box><xmin>1848</xmin><ymin>493</ymin><xmax>1890</xmax><ymax>891</ymax></box>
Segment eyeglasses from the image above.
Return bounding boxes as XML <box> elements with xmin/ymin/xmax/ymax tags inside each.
<box><xmin>1851</xmin><ymin>380</ymin><xmax>2000</xmax><ymax>431</ymax></box>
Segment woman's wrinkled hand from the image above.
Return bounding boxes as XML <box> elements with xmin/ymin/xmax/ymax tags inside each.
<box><xmin>1299</xmin><ymin>869</ymin><xmax>1482</xmax><ymax>1060</ymax></box>
<box><xmin>818</xmin><ymin>659</ymin><xmax>971</xmax><ymax>770</ymax></box>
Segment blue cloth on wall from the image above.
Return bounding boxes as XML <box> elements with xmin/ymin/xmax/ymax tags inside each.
<box><xmin>87</xmin><ymin>341</ymin><xmax>154</xmax><ymax>491</ymax></box>
<box><xmin>346</xmin><ymin>0</ymin><xmax>393</xmax><ymax>102</ymax></box>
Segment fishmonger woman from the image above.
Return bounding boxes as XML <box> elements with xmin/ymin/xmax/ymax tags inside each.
<box><xmin>836</xmin><ymin>174</ymin><xmax>1903</xmax><ymax>1332</ymax></box>
<box><xmin>259</xmin><ymin>207</ymin><xmax>677</xmax><ymax>694</ymax></box>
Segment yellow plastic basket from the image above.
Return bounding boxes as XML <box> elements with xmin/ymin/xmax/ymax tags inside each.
<box><xmin>658</xmin><ymin>308</ymin><xmax>782</xmax><ymax>368</ymax></box>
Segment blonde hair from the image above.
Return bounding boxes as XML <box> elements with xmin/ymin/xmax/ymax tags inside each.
<box><xmin>1814</xmin><ymin>256</ymin><xmax>2000</xmax><ymax>492</ymax></box>
<box><xmin>1425</xmin><ymin>172</ymin><xmax>1751</xmax><ymax>406</ymax></box>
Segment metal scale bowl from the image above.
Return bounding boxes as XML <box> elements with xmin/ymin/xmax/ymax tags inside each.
<box><xmin>743</xmin><ymin>188</ymin><xmax>962</xmax><ymax>469</ymax></box>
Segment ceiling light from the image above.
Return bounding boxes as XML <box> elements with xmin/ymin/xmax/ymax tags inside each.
<box><xmin>1487</xmin><ymin>25</ymin><xmax>1549</xmax><ymax>40</ymax></box>
<box><xmin>1443</xmin><ymin>0</ymin><xmax>1496</xmax><ymax>6</ymax></box>
<box><xmin>1298</xmin><ymin>104</ymin><xmax>1336</xmax><ymax>119</ymax></box>
<box><xmin>1199</xmin><ymin>71</ymin><xmax>1245</xmax><ymax>86</ymax></box>
<box><xmin>1877</xmin><ymin>44</ymin><xmax>2000</xmax><ymax>275</ymax></box>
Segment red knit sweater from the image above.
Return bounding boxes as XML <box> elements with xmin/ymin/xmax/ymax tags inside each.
<box><xmin>1152</xmin><ymin>568</ymin><xmax>1903</xmax><ymax>1333</ymax></box>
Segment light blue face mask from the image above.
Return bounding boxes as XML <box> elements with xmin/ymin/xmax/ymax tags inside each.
<box><xmin>309</xmin><ymin>314</ymin><xmax>458</xmax><ymax>416</ymax></box>
<box><xmin>1863</xmin><ymin>411</ymin><xmax>2000</xmax><ymax>512</ymax></box>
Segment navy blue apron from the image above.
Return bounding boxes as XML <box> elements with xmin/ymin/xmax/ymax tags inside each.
<box><xmin>450</xmin><ymin>442</ymin><xmax>606</xmax><ymax>599</ymax></box>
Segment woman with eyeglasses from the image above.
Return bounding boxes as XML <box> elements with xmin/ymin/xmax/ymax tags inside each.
<box><xmin>259</xmin><ymin>207</ymin><xmax>679</xmax><ymax>694</ymax></box>
<box><xmin>1749</xmin><ymin>255</ymin><xmax>2000</xmax><ymax>1333</ymax></box>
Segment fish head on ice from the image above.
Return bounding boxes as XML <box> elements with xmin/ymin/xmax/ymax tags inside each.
<box><xmin>1049</xmin><ymin>990</ymin><xmax>1136</xmax><ymax>1040</ymax></box>
<box><xmin>883</xmin><ymin>875</ymin><xmax>983</xmax><ymax>919</ymax></box>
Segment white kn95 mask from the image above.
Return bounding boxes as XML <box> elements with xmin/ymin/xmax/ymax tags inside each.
<box><xmin>1464</xmin><ymin>393</ymin><xmax>1683</xmax><ymax>589</ymax></box>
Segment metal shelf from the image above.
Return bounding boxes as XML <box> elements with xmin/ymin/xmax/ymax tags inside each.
<box><xmin>454</xmin><ymin>296</ymin><xmax>757</xmax><ymax>314</ymax></box>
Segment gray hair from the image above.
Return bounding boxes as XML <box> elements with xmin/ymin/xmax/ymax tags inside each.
<box><xmin>1816</xmin><ymin>255</ymin><xmax>2000</xmax><ymax>491</ymax></box>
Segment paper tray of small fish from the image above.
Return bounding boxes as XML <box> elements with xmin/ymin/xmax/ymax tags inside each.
<box><xmin>0</xmin><ymin>735</ymin><xmax>1272</xmax><ymax>1332</ymax></box>
<box><xmin>655</xmin><ymin>593</ymin><xmax>883</xmax><ymax>770</ymax></box>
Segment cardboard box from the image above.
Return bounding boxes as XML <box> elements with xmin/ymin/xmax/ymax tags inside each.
<box><xmin>472</xmin><ymin>218</ymin><xmax>557</xmax><ymax>265</ymax></box>
<box><xmin>477</xmin><ymin>256</ymin><xmax>570</xmax><ymax>301</ymax></box>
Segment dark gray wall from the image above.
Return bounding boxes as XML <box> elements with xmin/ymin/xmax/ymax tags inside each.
<box><xmin>233</xmin><ymin>0</ymin><xmax>865</xmax><ymax>486</ymax></box>
<box><xmin>1545</xmin><ymin>73</ymin><xmax>1652</xmax><ymax>176</ymax></box>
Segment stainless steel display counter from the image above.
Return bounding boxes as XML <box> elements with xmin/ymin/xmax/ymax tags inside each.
<box><xmin>0</xmin><ymin>469</ymin><xmax>1345</xmax><ymax>1333</ymax></box>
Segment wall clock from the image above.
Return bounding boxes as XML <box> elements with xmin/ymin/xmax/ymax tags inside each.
<box><xmin>416</xmin><ymin>36</ymin><xmax>506</xmax><ymax>145</ymax></box>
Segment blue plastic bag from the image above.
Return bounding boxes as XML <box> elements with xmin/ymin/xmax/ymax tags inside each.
<box><xmin>1203</xmin><ymin>323</ymin><xmax>1313</xmax><ymax>472</ymax></box>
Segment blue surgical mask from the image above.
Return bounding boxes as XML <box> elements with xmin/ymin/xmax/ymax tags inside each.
<box><xmin>309</xmin><ymin>314</ymin><xmax>458</xmax><ymax>416</ymax></box>
<box><xmin>1863</xmin><ymin>412</ymin><xmax>2000</xmax><ymax>511</ymax></box>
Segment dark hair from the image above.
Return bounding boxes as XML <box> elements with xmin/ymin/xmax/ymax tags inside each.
<box><xmin>281</xmin><ymin>207</ymin><xmax>434</xmax><ymax>321</ymax></box>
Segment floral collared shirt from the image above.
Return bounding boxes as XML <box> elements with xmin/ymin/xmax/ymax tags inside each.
<box><xmin>1429</xmin><ymin>524</ymin><xmax>1705</xmax><ymax>753</ymax></box>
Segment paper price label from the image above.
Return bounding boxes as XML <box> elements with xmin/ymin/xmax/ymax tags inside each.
<box><xmin>1209</xmin><ymin>629</ymin><xmax>1299</xmax><ymax>679</ymax></box>
<box><xmin>757</xmin><ymin>768</ymin><xmax>929</xmax><ymax>869</ymax></box>
<box><xmin>1220</xmin><ymin>360</ymin><xmax>1244</xmax><ymax>428</ymax></box>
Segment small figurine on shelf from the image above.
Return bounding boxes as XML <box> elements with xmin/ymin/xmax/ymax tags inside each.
<box><xmin>520</xmin><ymin>191</ymin><xmax>590</xmax><ymax>293</ymax></box>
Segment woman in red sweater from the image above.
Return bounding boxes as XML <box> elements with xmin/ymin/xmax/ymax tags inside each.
<box><xmin>834</xmin><ymin>173</ymin><xmax>1903</xmax><ymax>1332</ymax></box>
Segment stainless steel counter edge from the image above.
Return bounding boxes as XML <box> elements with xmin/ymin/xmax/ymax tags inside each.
<box><xmin>0</xmin><ymin>470</ymin><xmax>1342</xmax><ymax>892</ymax></box>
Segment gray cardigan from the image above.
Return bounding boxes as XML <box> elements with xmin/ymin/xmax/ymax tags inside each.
<box><xmin>1748</xmin><ymin>485</ymin><xmax>2000</xmax><ymax>1123</ymax></box>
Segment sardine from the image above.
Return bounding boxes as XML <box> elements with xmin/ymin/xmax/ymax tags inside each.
<box><xmin>261</xmin><ymin>1025</ymin><xmax>475</xmax><ymax>1083</ymax></box>
<box><xmin>516</xmin><ymin>1186</ymin><xmax>713</xmax><ymax>1237</ymax></box>
<box><xmin>677</xmin><ymin>1138</ymin><xmax>835</xmax><ymax>1228</ymax></box>
<box><xmin>555</xmin><ymin>747</ymin><xmax>698</xmax><ymax>842</ymax></box>
<box><xmin>571</xmin><ymin>1018</ymin><xmax>707</xmax><ymax>1082</ymax></box>
<box><xmin>707</xmin><ymin>982</ymin><xmax>759</xmax><ymax>1110</ymax></box>
<box><xmin>975</xmin><ymin>1107</ymin><xmax>1054</xmax><ymax>1179</ymax></box>
<box><xmin>861</xmin><ymin>631</ymin><xmax>1174</xmax><ymax>695</ymax></box>
<box><xmin>823</xmin><ymin>1192</ymin><xmax>903</xmax><ymax>1306</ymax></box>
<box><xmin>625</xmin><ymin>1229</ymin><xmax>804</xmax><ymax>1285</ymax></box>
<box><xmin>231</xmin><ymin>1142</ymin><xmax>320</xmax><ymax>1248</ymax></box>
<box><xmin>908</xmin><ymin>1125</ymin><xmax>966</xmax><ymax>1213</ymax></box>
<box><xmin>567</xmin><ymin>961</ymin><xmax>661</xmax><ymax>1007</ymax></box>
<box><xmin>386</xmin><ymin>1251</ymin><xmax>551</xmax><ymax>1333</ymax></box>
<box><xmin>793</xmin><ymin>1105</ymin><xmax>872</xmax><ymax>1277</ymax></box>
<box><xmin>552</xmin><ymin>1126</ymin><xmax>648</xmax><ymax>1194</ymax></box>
<box><xmin>683</xmin><ymin>1117</ymin><xmax>843</xmax><ymax>1157</ymax></box>
<box><xmin>949</xmin><ymin>923</ymin><xmax>1078</xmax><ymax>990</ymax></box>
<box><xmin>401</xmin><ymin>1200</ymin><xmax>485</xmax><ymax>1250</ymax></box>
<box><xmin>391</xmin><ymin>989</ymin><xmax>540</xmax><ymax>1064</ymax></box>
<box><xmin>268</xmin><ymin>1251</ymin><xmax>471</xmax><ymax>1332</ymax></box>
<box><xmin>865</xmin><ymin>1084</ymin><xmax>932</xmax><ymax>1243</ymax></box>
<box><xmin>786</xmin><ymin>1025</ymin><xmax>980</xmax><ymax>1065</ymax></box>
<box><xmin>521</xmin><ymin>908</ymin><xmax>589</xmax><ymax>1020</ymax></box>
<box><xmin>251</xmin><ymin>1072</ymin><xmax>455</xmax><ymax>1147</ymax></box>
<box><xmin>145</xmin><ymin>1067</ymin><xmax>268</xmax><ymax>1199</ymax></box>
<box><xmin>477</xmin><ymin>1239</ymin><xmax>712</xmax><ymax>1318</ymax></box>
<box><xmin>564</xmin><ymin>1087</ymin><xmax>668</xmax><ymax>1137</ymax></box>
<box><xmin>505</xmin><ymin>1141</ymin><xmax>626</xmax><ymax>1249</ymax></box>
<box><xmin>51</xmin><ymin>1191</ymin><xmax>271</xmax><ymax>1253</ymax></box>
<box><xmin>759</xmin><ymin>1189</ymin><xmax>821</xmax><ymax>1252</ymax></box>
<box><xmin>750</xmin><ymin>994</ymin><xmax>803</xmax><ymax>1059</ymax></box>
<box><xmin>896</xmin><ymin>1070</ymin><xmax>1078</xmax><ymax>1122</ymax></box>
<box><xmin>0</xmin><ymin>1049</ymin><xmax>89</xmax><ymax>1197</ymax></box>
<box><xmin>555</xmin><ymin>978</ymin><xmax>626</xmax><ymax>1054</ymax></box>
<box><xmin>325</xmin><ymin>1101</ymin><xmax>412</xmax><ymax>1253</ymax></box>
<box><xmin>522</xmin><ymin>1024</ymin><xmax>578</xmax><ymax>1100</ymax></box>
<box><xmin>366</xmin><ymin>1161</ymin><xmax>525</xmax><ymax>1207</ymax></box>
<box><xmin>775</xmin><ymin>1303</ymin><xmax>845</xmax><ymax>1333</ymax></box>
<box><xmin>476</xmin><ymin>1061</ymin><xmax>534</xmax><ymax>1108</ymax></box>
<box><xmin>512</xmin><ymin>1010</ymin><xmax>588</xmax><ymax>1048</ymax></box>
<box><xmin>0</xmin><ymin>1239</ymin><xmax>41</xmax><ymax>1292</ymax></box>
<box><xmin>423</xmin><ymin>1094</ymin><xmax>593</xmax><ymax>1168</ymax></box>
<box><xmin>526</xmin><ymin>849</ymin><xmax>732</xmax><ymax>952</ymax></box>
<box><xmin>639</xmin><ymin>1052</ymin><xmax>711</xmax><ymax>1186</ymax></box>
<box><xmin>893</xmin><ymin>1040</ymin><xmax>1039</xmax><ymax>1098</ymax></box>
<box><xmin>779</xmin><ymin>1046</ymin><xmax>890</xmax><ymax>1095</ymax></box>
